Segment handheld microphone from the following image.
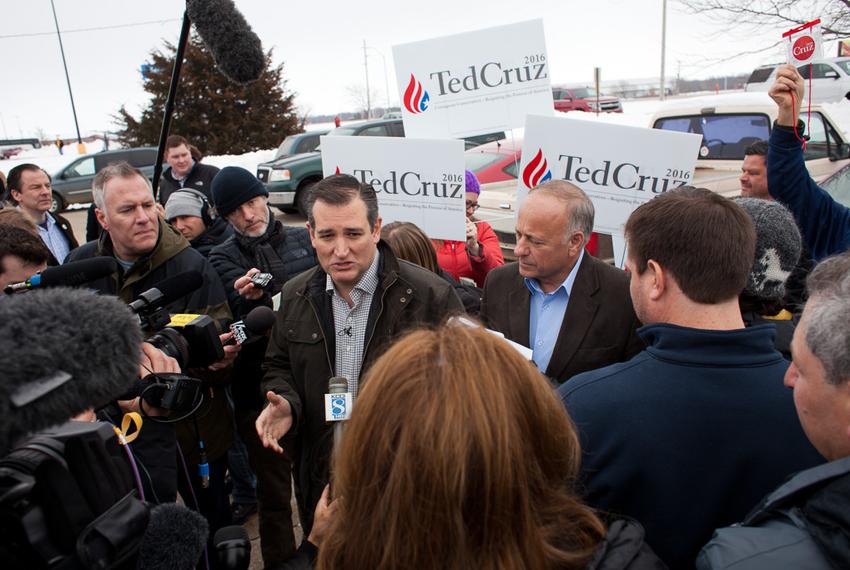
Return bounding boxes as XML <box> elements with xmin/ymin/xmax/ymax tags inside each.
<box><xmin>326</xmin><ymin>377</ymin><xmax>351</xmax><ymax>466</ymax></box>
<box><xmin>214</xmin><ymin>525</ymin><xmax>251</xmax><ymax>570</ymax></box>
<box><xmin>228</xmin><ymin>306</ymin><xmax>276</xmax><ymax>345</ymax></box>
<box><xmin>0</xmin><ymin>289</ymin><xmax>142</xmax><ymax>453</ymax></box>
<box><xmin>129</xmin><ymin>270</ymin><xmax>204</xmax><ymax>315</ymax></box>
<box><xmin>3</xmin><ymin>257</ymin><xmax>118</xmax><ymax>294</ymax></box>
<box><xmin>185</xmin><ymin>0</ymin><xmax>265</xmax><ymax>84</ymax></box>
<box><xmin>138</xmin><ymin>503</ymin><xmax>209</xmax><ymax>570</ymax></box>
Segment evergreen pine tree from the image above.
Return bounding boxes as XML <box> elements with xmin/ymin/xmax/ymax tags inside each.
<box><xmin>115</xmin><ymin>34</ymin><xmax>300</xmax><ymax>155</ymax></box>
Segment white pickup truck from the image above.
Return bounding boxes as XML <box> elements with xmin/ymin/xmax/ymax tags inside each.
<box><xmin>476</xmin><ymin>92</ymin><xmax>850</xmax><ymax>260</ymax></box>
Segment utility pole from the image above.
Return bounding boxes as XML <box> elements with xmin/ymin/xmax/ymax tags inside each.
<box><xmin>50</xmin><ymin>0</ymin><xmax>85</xmax><ymax>153</ymax></box>
<box><xmin>363</xmin><ymin>40</ymin><xmax>372</xmax><ymax>119</ymax></box>
<box><xmin>660</xmin><ymin>0</ymin><xmax>667</xmax><ymax>101</ymax></box>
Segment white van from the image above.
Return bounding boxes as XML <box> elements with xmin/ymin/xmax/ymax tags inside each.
<box><xmin>745</xmin><ymin>57</ymin><xmax>850</xmax><ymax>102</ymax></box>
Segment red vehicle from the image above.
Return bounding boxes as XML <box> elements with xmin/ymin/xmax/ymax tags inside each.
<box><xmin>465</xmin><ymin>138</ymin><xmax>602</xmax><ymax>257</ymax></box>
<box><xmin>552</xmin><ymin>85</ymin><xmax>622</xmax><ymax>113</ymax></box>
<box><xmin>1</xmin><ymin>147</ymin><xmax>22</xmax><ymax>160</ymax></box>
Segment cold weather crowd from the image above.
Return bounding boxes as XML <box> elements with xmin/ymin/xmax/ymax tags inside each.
<box><xmin>2</xmin><ymin>65</ymin><xmax>850</xmax><ymax>570</ymax></box>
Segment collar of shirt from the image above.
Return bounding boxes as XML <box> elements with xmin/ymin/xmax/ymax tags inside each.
<box><xmin>524</xmin><ymin>249</ymin><xmax>584</xmax><ymax>299</ymax></box>
<box><xmin>325</xmin><ymin>249</ymin><xmax>381</xmax><ymax>305</ymax></box>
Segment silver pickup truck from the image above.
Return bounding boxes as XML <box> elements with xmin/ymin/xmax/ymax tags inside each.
<box><xmin>476</xmin><ymin>92</ymin><xmax>850</xmax><ymax>260</ymax></box>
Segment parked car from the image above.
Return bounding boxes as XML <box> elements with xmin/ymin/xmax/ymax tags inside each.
<box><xmin>0</xmin><ymin>147</ymin><xmax>23</xmax><ymax>160</ymax></box>
<box><xmin>257</xmin><ymin>118</ymin><xmax>504</xmax><ymax>216</ymax></box>
<box><xmin>552</xmin><ymin>85</ymin><xmax>622</xmax><ymax>113</ymax></box>
<box><xmin>50</xmin><ymin>147</ymin><xmax>158</xmax><ymax>212</ymax></box>
<box><xmin>272</xmin><ymin>130</ymin><xmax>328</xmax><ymax>161</ymax></box>
<box><xmin>745</xmin><ymin>57</ymin><xmax>850</xmax><ymax>102</ymax></box>
<box><xmin>465</xmin><ymin>139</ymin><xmax>521</xmax><ymax>184</ymax></box>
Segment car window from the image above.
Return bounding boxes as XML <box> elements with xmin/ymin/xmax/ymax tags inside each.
<box><xmin>571</xmin><ymin>88</ymin><xmax>596</xmax><ymax>99</ymax></box>
<box><xmin>274</xmin><ymin>136</ymin><xmax>299</xmax><ymax>158</ymax></box>
<box><xmin>327</xmin><ymin>127</ymin><xmax>359</xmax><ymax>136</ymax></box>
<box><xmin>803</xmin><ymin>112</ymin><xmax>842</xmax><ymax>161</ymax></box>
<box><xmin>358</xmin><ymin>125</ymin><xmax>390</xmax><ymax>137</ymax></box>
<box><xmin>66</xmin><ymin>157</ymin><xmax>95</xmax><ymax>178</ymax></box>
<box><xmin>653</xmin><ymin>113</ymin><xmax>770</xmax><ymax>160</ymax></box>
<box><xmin>552</xmin><ymin>88</ymin><xmax>566</xmax><ymax>100</ymax></box>
<box><xmin>821</xmin><ymin>164</ymin><xmax>850</xmax><ymax>208</ymax></box>
<box><xmin>799</xmin><ymin>63</ymin><xmax>836</xmax><ymax>80</ymax></box>
<box><xmin>126</xmin><ymin>149</ymin><xmax>157</xmax><ymax>167</ymax></box>
<box><xmin>298</xmin><ymin>135</ymin><xmax>321</xmax><ymax>153</ymax></box>
<box><xmin>388</xmin><ymin>122</ymin><xmax>405</xmax><ymax>137</ymax></box>
<box><xmin>747</xmin><ymin>66</ymin><xmax>776</xmax><ymax>84</ymax></box>
<box><xmin>835</xmin><ymin>60</ymin><xmax>850</xmax><ymax>75</ymax></box>
<box><xmin>503</xmin><ymin>160</ymin><xmax>519</xmax><ymax>178</ymax></box>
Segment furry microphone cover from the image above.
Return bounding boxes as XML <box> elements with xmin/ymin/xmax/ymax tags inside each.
<box><xmin>0</xmin><ymin>288</ymin><xmax>142</xmax><ymax>452</ymax></box>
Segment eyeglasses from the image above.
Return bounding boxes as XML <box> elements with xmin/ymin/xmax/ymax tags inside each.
<box><xmin>465</xmin><ymin>201</ymin><xmax>479</xmax><ymax>211</ymax></box>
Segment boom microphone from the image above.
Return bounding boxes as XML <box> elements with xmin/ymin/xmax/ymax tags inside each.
<box><xmin>229</xmin><ymin>305</ymin><xmax>276</xmax><ymax>345</ymax></box>
<box><xmin>138</xmin><ymin>503</ymin><xmax>209</xmax><ymax>570</ymax></box>
<box><xmin>129</xmin><ymin>270</ymin><xmax>204</xmax><ymax>314</ymax></box>
<box><xmin>3</xmin><ymin>256</ymin><xmax>118</xmax><ymax>294</ymax></box>
<box><xmin>186</xmin><ymin>0</ymin><xmax>265</xmax><ymax>84</ymax></box>
<box><xmin>0</xmin><ymin>289</ymin><xmax>142</xmax><ymax>453</ymax></box>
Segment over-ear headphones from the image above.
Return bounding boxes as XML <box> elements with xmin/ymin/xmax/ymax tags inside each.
<box><xmin>180</xmin><ymin>189</ymin><xmax>215</xmax><ymax>226</ymax></box>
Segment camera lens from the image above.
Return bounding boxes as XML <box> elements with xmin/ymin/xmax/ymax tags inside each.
<box><xmin>145</xmin><ymin>328</ymin><xmax>190</xmax><ymax>369</ymax></box>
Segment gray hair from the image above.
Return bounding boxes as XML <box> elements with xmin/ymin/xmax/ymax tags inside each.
<box><xmin>804</xmin><ymin>252</ymin><xmax>850</xmax><ymax>385</ymax></box>
<box><xmin>92</xmin><ymin>162</ymin><xmax>152</xmax><ymax>211</ymax></box>
<box><xmin>529</xmin><ymin>180</ymin><xmax>595</xmax><ymax>245</ymax></box>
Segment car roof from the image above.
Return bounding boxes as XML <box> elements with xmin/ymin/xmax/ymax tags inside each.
<box><xmin>464</xmin><ymin>138</ymin><xmax>523</xmax><ymax>154</ymax></box>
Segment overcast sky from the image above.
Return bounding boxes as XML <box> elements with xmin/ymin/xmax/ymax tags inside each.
<box><xmin>0</xmin><ymin>0</ymin><xmax>827</xmax><ymax>139</ymax></box>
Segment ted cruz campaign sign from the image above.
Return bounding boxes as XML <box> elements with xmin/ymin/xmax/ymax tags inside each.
<box><xmin>520</xmin><ymin>115</ymin><xmax>702</xmax><ymax>266</ymax></box>
<box><xmin>321</xmin><ymin>136</ymin><xmax>466</xmax><ymax>241</ymax></box>
<box><xmin>393</xmin><ymin>20</ymin><xmax>553</xmax><ymax>139</ymax></box>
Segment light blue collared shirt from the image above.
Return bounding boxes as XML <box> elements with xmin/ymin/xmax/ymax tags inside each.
<box><xmin>525</xmin><ymin>250</ymin><xmax>584</xmax><ymax>375</ymax></box>
<box><xmin>36</xmin><ymin>212</ymin><xmax>71</xmax><ymax>264</ymax></box>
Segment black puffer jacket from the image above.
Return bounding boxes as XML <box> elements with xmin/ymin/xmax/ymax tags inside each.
<box><xmin>158</xmin><ymin>162</ymin><xmax>220</xmax><ymax>206</ymax></box>
<box><xmin>209</xmin><ymin>216</ymin><xmax>317</xmax><ymax>411</ymax></box>
<box><xmin>189</xmin><ymin>216</ymin><xmax>234</xmax><ymax>259</ymax></box>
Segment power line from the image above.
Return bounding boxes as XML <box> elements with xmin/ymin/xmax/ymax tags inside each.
<box><xmin>0</xmin><ymin>18</ymin><xmax>180</xmax><ymax>40</ymax></box>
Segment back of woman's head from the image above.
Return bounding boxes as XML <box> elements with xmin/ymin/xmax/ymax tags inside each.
<box><xmin>318</xmin><ymin>324</ymin><xmax>605</xmax><ymax>570</ymax></box>
<box><xmin>380</xmin><ymin>221</ymin><xmax>439</xmax><ymax>274</ymax></box>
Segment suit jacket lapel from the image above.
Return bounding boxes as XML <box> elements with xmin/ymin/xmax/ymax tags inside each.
<box><xmin>507</xmin><ymin>268</ymin><xmax>531</xmax><ymax>348</ymax></box>
<box><xmin>546</xmin><ymin>254</ymin><xmax>600</xmax><ymax>380</ymax></box>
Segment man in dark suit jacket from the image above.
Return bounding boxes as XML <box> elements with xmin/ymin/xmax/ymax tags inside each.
<box><xmin>480</xmin><ymin>180</ymin><xmax>643</xmax><ymax>384</ymax></box>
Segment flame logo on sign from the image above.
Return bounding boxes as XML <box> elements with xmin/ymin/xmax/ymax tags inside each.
<box><xmin>522</xmin><ymin>149</ymin><xmax>552</xmax><ymax>189</ymax></box>
<box><xmin>403</xmin><ymin>74</ymin><xmax>430</xmax><ymax>114</ymax></box>
<box><xmin>335</xmin><ymin>166</ymin><xmax>341</xmax><ymax>175</ymax></box>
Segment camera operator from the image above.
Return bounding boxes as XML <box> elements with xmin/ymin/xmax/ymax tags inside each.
<box><xmin>67</xmin><ymin>162</ymin><xmax>237</xmax><ymax>539</ymax></box>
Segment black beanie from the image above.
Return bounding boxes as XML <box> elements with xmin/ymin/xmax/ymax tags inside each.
<box><xmin>211</xmin><ymin>166</ymin><xmax>269</xmax><ymax>217</ymax></box>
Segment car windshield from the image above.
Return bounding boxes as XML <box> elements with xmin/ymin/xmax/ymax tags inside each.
<box><xmin>821</xmin><ymin>164</ymin><xmax>850</xmax><ymax>208</ymax></box>
<box><xmin>465</xmin><ymin>152</ymin><xmax>507</xmax><ymax>172</ymax></box>
<box><xmin>654</xmin><ymin>113</ymin><xmax>771</xmax><ymax>160</ymax></box>
<box><xmin>273</xmin><ymin>137</ymin><xmax>299</xmax><ymax>159</ymax></box>
<box><xmin>835</xmin><ymin>60</ymin><xmax>850</xmax><ymax>75</ymax></box>
<box><xmin>571</xmin><ymin>87</ymin><xmax>597</xmax><ymax>98</ymax></box>
<box><xmin>747</xmin><ymin>66</ymin><xmax>776</xmax><ymax>84</ymax></box>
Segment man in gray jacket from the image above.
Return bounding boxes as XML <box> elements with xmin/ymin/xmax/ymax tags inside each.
<box><xmin>698</xmin><ymin>251</ymin><xmax>850</xmax><ymax>570</ymax></box>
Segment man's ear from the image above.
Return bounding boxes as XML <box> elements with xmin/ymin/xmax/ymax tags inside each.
<box><xmin>95</xmin><ymin>207</ymin><xmax>108</xmax><ymax>232</ymax></box>
<box><xmin>646</xmin><ymin>259</ymin><xmax>666</xmax><ymax>301</ymax></box>
<box><xmin>372</xmin><ymin>216</ymin><xmax>383</xmax><ymax>243</ymax></box>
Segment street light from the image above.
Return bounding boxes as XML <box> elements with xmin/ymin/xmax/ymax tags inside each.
<box><xmin>49</xmin><ymin>0</ymin><xmax>86</xmax><ymax>153</ymax></box>
<box><xmin>364</xmin><ymin>44</ymin><xmax>392</xmax><ymax>113</ymax></box>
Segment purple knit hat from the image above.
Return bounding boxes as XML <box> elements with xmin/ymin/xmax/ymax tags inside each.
<box><xmin>465</xmin><ymin>170</ymin><xmax>481</xmax><ymax>195</ymax></box>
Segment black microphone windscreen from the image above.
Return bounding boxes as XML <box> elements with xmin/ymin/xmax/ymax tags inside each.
<box><xmin>0</xmin><ymin>289</ymin><xmax>142</xmax><ymax>452</ymax></box>
<box><xmin>186</xmin><ymin>0</ymin><xmax>265</xmax><ymax>84</ymax></box>
<box><xmin>37</xmin><ymin>256</ymin><xmax>118</xmax><ymax>287</ymax></box>
<box><xmin>138</xmin><ymin>503</ymin><xmax>209</xmax><ymax>570</ymax></box>
<box><xmin>214</xmin><ymin>525</ymin><xmax>251</xmax><ymax>570</ymax></box>
<box><xmin>244</xmin><ymin>306</ymin><xmax>276</xmax><ymax>334</ymax></box>
<box><xmin>155</xmin><ymin>270</ymin><xmax>204</xmax><ymax>307</ymax></box>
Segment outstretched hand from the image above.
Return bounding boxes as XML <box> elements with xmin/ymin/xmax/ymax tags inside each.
<box><xmin>255</xmin><ymin>391</ymin><xmax>293</xmax><ymax>454</ymax></box>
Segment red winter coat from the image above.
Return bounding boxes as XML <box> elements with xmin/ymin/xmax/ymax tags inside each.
<box><xmin>434</xmin><ymin>220</ymin><xmax>504</xmax><ymax>288</ymax></box>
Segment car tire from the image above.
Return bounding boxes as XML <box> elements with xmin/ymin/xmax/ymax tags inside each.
<box><xmin>50</xmin><ymin>192</ymin><xmax>66</xmax><ymax>214</ymax></box>
<box><xmin>296</xmin><ymin>179</ymin><xmax>318</xmax><ymax>218</ymax></box>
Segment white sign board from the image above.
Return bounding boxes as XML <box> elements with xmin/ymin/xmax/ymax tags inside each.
<box><xmin>520</xmin><ymin>115</ymin><xmax>702</xmax><ymax>266</ymax></box>
<box><xmin>393</xmin><ymin>19</ymin><xmax>553</xmax><ymax>139</ymax></box>
<box><xmin>321</xmin><ymin>136</ymin><xmax>466</xmax><ymax>241</ymax></box>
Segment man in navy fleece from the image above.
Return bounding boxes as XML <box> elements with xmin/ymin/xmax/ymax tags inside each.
<box><xmin>767</xmin><ymin>63</ymin><xmax>850</xmax><ymax>260</ymax></box>
<box><xmin>558</xmin><ymin>187</ymin><xmax>823</xmax><ymax>569</ymax></box>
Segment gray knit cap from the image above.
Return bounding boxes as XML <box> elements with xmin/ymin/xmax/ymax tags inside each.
<box><xmin>734</xmin><ymin>197</ymin><xmax>802</xmax><ymax>301</ymax></box>
<box><xmin>165</xmin><ymin>189</ymin><xmax>208</xmax><ymax>222</ymax></box>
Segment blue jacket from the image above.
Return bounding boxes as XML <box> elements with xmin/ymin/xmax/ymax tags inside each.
<box><xmin>768</xmin><ymin>124</ymin><xmax>850</xmax><ymax>260</ymax></box>
<box><xmin>558</xmin><ymin>323</ymin><xmax>824</xmax><ymax>570</ymax></box>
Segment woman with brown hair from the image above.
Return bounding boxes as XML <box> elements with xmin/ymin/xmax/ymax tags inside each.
<box><xmin>317</xmin><ymin>324</ymin><xmax>665</xmax><ymax>570</ymax></box>
<box><xmin>381</xmin><ymin>220</ymin><xmax>482</xmax><ymax>314</ymax></box>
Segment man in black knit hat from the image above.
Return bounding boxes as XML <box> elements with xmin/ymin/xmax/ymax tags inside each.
<box><xmin>209</xmin><ymin>166</ymin><xmax>317</xmax><ymax>567</ymax></box>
